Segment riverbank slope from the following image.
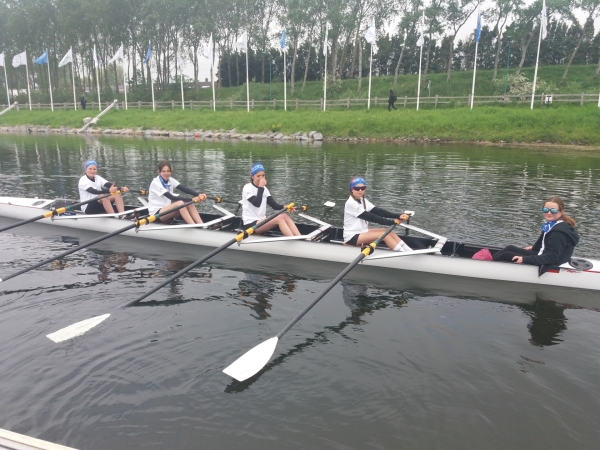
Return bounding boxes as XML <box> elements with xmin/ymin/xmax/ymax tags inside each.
<box><xmin>1</xmin><ymin>105</ymin><xmax>599</xmax><ymax>146</ymax></box>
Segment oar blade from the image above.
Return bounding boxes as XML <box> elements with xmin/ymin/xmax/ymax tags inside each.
<box><xmin>223</xmin><ymin>336</ymin><xmax>279</xmax><ymax>382</ymax></box>
<box><xmin>46</xmin><ymin>314</ymin><xmax>110</xmax><ymax>343</ymax></box>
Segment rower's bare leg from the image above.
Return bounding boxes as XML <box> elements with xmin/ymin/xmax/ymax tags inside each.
<box><xmin>185</xmin><ymin>204</ymin><xmax>203</xmax><ymax>223</ymax></box>
<box><xmin>158</xmin><ymin>201</ymin><xmax>184</xmax><ymax>222</ymax></box>
<box><xmin>112</xmin><ymin>195</ymin><xmax>125</xmax><ymax>213</ymax></box>
<box><xmin>99</xmin><ymin>197</ymin><xmax>116</xmax><ymax>214</ymax></box>
<box><xmin>254</xmin><ymin>214</ymin><xmax>300</xmax><ymax>236</ymax></box>
<box><xmin>178</xmin><ymin>205</ymin><xmax>197</xmax><ymax>225</ymax></box>
<box><xmin>355</xmin><ymin>229</ymin><xmax>403</xmax><ymax>250</ymax></box>
<box><xmin>279</xmin><ymin>214</ymin><xmax>301</xmax><ymax>236</ymax></box>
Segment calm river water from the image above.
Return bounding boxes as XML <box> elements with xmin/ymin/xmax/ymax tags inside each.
<box><xmin>0</xmin><ymin>135</ymin><xmax>599</xmax><ymax>449</ymax></box>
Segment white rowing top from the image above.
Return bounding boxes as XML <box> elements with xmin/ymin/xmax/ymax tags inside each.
<box><xmin>78</xmin><ymin>174</ymin><xmax>109</xmax><ymax>212</ymax></box>
<box><xmin>343</xmin><ymin>195</ymin><xmax>375</xmax><ymax>242</ymax></box>
<box><xmin>242</xmin><ymin>183</ymin><xmax>272</xmax><ymax>225</ymax></box>
<box><xmin>147</xmin><ymin>176</ymin><xmax>180</xmax><ymax>215</ymax></box>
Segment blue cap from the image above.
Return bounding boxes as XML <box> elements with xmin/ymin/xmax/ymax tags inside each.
<box><xmin>251</xmin><ymin>163</ymin><xmax>265</xmax><ymax>176</ymax></box>
<box><xmin>85</xmin><ymin>160</ymin><xmax>98</xmax><ymax>169</ymax></box>
<box><xmin>350</xmin><ymin>177</ymin><xmax>367</xmax><ymax>191</ymax></box>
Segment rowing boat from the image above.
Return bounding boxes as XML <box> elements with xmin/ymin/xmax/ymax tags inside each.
<box><xmin>1</xmin><ymin>196</ymin><xmax>599</xmax><ymax>307</ymax></box>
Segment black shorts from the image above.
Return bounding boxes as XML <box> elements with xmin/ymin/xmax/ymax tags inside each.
<box><xmin>345</xmin><ymin>234</ymin><xmax>360</xmax><ymax>246</ymax></box>
<box><xmin>84</xmin><ymin>199</ymin><xmax>116</xmax><ymax>215</ymax></box>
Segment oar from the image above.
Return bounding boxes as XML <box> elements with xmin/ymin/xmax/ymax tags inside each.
<box><xmin>222</xmin><ymin>221</ymin><xmax>399</xmax><ymax>382</ymax></box>
<box><xmin>0</xmin><ymin>197</ymin><xmax>203</xmax><ymax>284</ymax></box>
<box><xmin>45</xmin><ymin>202</ymin><xmax>299</xmax><ymax>343</ymax></box>
<box><xmin>0</xmin><ymin>189</ymin><xmax>149</xmax><ymax>233</ymax></box>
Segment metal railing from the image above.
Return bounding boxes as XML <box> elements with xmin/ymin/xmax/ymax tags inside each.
<box><xmin>2</xmin><ymin>92</ymin><xmax>599</xmax><ymax>112</ymax></box>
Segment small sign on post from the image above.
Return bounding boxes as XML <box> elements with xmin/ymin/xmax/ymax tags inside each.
<box><xmin>544</xmin><ymin>95</ymin><xmax>552</xmax><ymax>107</ymax></box>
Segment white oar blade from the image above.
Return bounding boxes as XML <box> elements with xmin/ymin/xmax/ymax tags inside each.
<box><xmin>223</xmin><ymin>337</ymin><xmax>279</xmax><ymax>382</ymax></box>
<box><xmin>46</xmin><ymin>314</ymin><xmax>110</xmax><ymax>343</ymax></box>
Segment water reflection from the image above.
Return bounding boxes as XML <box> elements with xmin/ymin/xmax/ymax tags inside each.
<box><xmin>235</xmin><ymin>272</ymin><xmax>297</xmax><ymax>320</ymax></box>
<box><xmin>521</xmin><ymin>301</ymin><xmax>568</xmax><ymax>347</ymax></box>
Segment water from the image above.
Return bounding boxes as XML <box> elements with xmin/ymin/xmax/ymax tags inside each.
<box><xmin>0</xmin><ymin>134</ymin><xmax>599</xmax><ymax>449</ymax></box>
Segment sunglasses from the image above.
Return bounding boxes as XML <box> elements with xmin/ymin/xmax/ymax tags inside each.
<box><xmin>352</xmin><ymin>186</ymin><xmax>366</xmax><ymax>191</ymax></box>
<box><xmin>542</xmin><ymin>207</ymin><xmax>560</xmax><ymax>214</ymax></box>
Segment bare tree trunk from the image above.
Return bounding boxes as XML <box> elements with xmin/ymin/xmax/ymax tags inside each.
<box><xmin>113</xmin><ymin>62</ymin><xmax>119</xmax><ymax>94</ymax></box>
<box><xmin>357</xmin><ymin>38</ymin><xmax>363</xmax><ymax>91</ymax></box>
<box><xmin>350</xmin><ymin>29</ymin><xmax>360</xmax><ymax>78</ymax></box>
<box><xmin>593</xmin><ymin>54</ymin><xmax>600</xmax><ymax>78</ymax></box>
<box><xmin>446</xmin><ymin>36</ymin><xmax>456</xmax><ymax>82</ymax></box>
<box><xmin>302</xmin><ymin>41</ymin><xmax>311</xmax><ymax>93</ymax></box>
<box><xmin>424</xmin><ymin>34</ymin><xmax>432</xmax><ymax>78</ymax></box>
<box><xmin>560</xmin><ymin>34</ymin><xmax>584</xmax><ymax>85</ymax></box>
<box><xmin>331</xmin><ymin>35</ymin><xmax>339</xmax><ymax>82</ymax></box>
<box><xmin>393</xmin><ymin>39</ymin><xmax>406</xmax><ymax>88</ymax></box>
<box><xmin>515</xmin><ymin>33</ymin><xmax>534</xmax><ymax>76</ymax></box>
<box><xmin>236</xmin><ymin>53</ymin><xmax>240</xmax><ymax>86</ymax></box>
<box><xmin>227</xmin><ymin>55</ymin><xmax>232</xmax><ymax>87</ymax></box>
<box><xmin>338</xmin><ymin>32</ymin><xmax>352</xmax><ymax>79</ymax></box>
<box><xmin>291</xmin><ymin>34</ymin><xmax>298</xmax><ymax>95</ymax></box>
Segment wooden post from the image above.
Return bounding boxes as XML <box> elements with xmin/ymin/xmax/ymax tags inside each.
<box><xmin>347</xmin><ymin>98</ymin><xmax>350</xmax><ymax>109</ymax></box>
<box><xmin>375</xmin><ymin>96</ymin><xmax>378</xmax><ymax>105</ymax></box>
<box><xmin>138</xmin><ymin>101</ymin><xmax>141</xmax><ymax>109</ymax></box>
<box><xmin>171</xmin><ymin>100</ymin><xmax>175</xmax><ymax>109</ymax></box>
<box><xmin>252</xmin><ymin>99</ymin><xmax>255</xmax><ymax>110</ymax></box>
<box><xmin>403</xmin><ymin>96</ymin><xmax>407</xmax><ymax>107</ymax></box>
<box><xmin>435</xmin><ymin>95</ymin><xmax>439</xmax><ymax>108</ymax></box>
<box><xmin>38</xmin><ymin>103</ymin><xmax>41</xmax><ymax>110</ymax></box>
<box><xmin>273</xmin><ymin>99</ymin><xmax>276</xmax><ymax>108</ymax></box>
<box><xmin>468</xmin><ymin>94</ymin><xmax>472</xmax><ymax>107</ymax></box>
<box><xmin>320</xmin><ymin>98</ymin><xmax>323</xmax><ymax>110</ymax></box>
<box><xmin>581</xmin><ymin>92</ymin><xmax>585</xmax><ymax>106</ymax></box>
<box><xmin>190</xmin><ymin>100</ymin><xmax>193</xmax><ymax>110</ymax></box>
<box><xmin>296</xmin><ymin>99</ymin><xmax>299</xmax><ymax>110</ymax></box>
<box><xmin>64</xmin><ymin>102</ymin><xmax>67</xmax><ymax>110</ymax></box>
<box><xmin>230</xmin><ymin>99</ymin><xmax>233</xmax><ymax>110</ymax></box>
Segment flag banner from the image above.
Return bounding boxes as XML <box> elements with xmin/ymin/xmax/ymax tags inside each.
<box><xmin>323</xmin><ymin>26</ymin><xmax>329</xmax><ymax>56</ymax></box>
<box><xmin>34</xmin><ymin>50</ymin><xmax>48</xmax><ymax>65</ymax></box>
<box><xmin>280</xmin><ymin>29</ymin><xmax>286</xmax><ymax>51</ymax></box>
<box><xmin>0</xmin><ymin>52</ymin><xmax>4</xmax><ymax>67</ymax></box>
<box><xmin>475</xmin><ymin>10</ymin><xmax>482</xmax><ymax>43</ymax></box>
<box><xmin>417</xmin><ymin>13</ymin><xmax>425</xmax><ymax>47</ymax></box>
<box><xmin>108</xmin><ymin>45</ymin><xmax>123</xmax><ymax>64</ymax></box>
<box><xmin>58</xmin><ymin>48</ymin><xmax>72</xmax><ymax>67</ymax></box>
<box><xmin>206</xmin><ymin>34</ymin><xmax>213</xmax><ymax>60</ymax></box>
<box><xmin>236</xmin><ymin>32</ymin><xmax>247</xmax><ymax>52</ymax></box>
<box><xmin>12</xmin><ymin>51</ymin><xmax>27</xmax><ymax>67</ymax></box>
<box><xmin>364</xmin><ymin>20</ymin><xmax>376</xmax><ymax>45</ymax></box>
<box><xmin>93</xmin><ymin>44</ymin><xmax>98</xmax><ymax>67</ymax></box>
<box><xmin>541</xmin><ymin>0</ymin><xmax>547</xmax><ymax>39</ymax></box>
<box><xmin>142</xmin><ymin>43</ymin><xmax>152</xmax><ymax>64</ymax></box>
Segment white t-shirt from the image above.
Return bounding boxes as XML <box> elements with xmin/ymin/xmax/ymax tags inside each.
<box><xmin>147</xmin><ymin>176</ymin><xmax>181</xmax><ymax>215</ymax></box>
<box><xmin>78</xmin><ymin>174</ymin><xmax>110</xmax><ymax>212</ymax></box>
<box><xmin>343</xmin><ymin>196</ymin><xmax>375</xmax><ymax>242</ymax></box>
<box><xmin>242</xmin><ymin>183</ymin><xmax>272</xmax><ymax>225</ymax></box>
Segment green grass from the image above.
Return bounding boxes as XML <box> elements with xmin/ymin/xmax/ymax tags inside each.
<box><xmin>2</xmin><ymin>103</ymin><xmax>600</xmax><ymax>145</ymax></box>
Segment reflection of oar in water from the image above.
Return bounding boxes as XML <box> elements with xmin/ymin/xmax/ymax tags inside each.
<box><xmin>0</xmin><ymin>190</ymin><xmax>148</xmax><ymax>233</ymax></box>
<box><xmin>0</xmin><ymin>197</ymin><xmax>205</xmax><ymax>284</ymax></box>
<box><xmin>46</xmin><ymin>203</ymin><xmax>299</xmax><ymax>343</ymax></box>
<box><xmin>223</xmin><ymin>221</ymin><xmax>400</xmax><ymax>382</ymax></box>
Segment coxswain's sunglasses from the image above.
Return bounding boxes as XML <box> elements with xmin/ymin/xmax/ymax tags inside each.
<box><xmin>352</xmin><ymin>186</ymin><xmax>366</xmax><ymax>191</ymax></box>
<box><xmin>542</xmin><ymin>207</ymin><xmax>560</xmax><ymax>214</ymax></box>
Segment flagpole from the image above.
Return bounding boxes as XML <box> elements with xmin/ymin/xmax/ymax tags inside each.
<box><xmin>245</xmin><ymin>36</ymin><xmax>249</xmax><ymax>112</ymax></box>
<box><xmin>3</xmin><ymin>62</ymin><xmax>9</xmax><ymax>105</ymax></box>
<box><xmin>179</xmin><ymin>38</ymin><xmax>185</xmax><ymax>110</ymax></box>
<box><xmin>25</xmin><ymin>55</ymin><xmax>32</xmax><ymax>110</ymax></box>
<box><xmin>367</xmin><ymin>42</ymin><xmax>373</xmax><ymax>110</ymax></box>
<box><xmin>123</xmin><ymin>42</ymin><xmax>128</xmax><ymax>110</ymax></box>
<box><xmin>323</xmin><ymin>25</ymin><xmax>328</xmax><ymax>112</ymax></box>
<box><xmin>416</xmin><ymin>42</ymin><xmax>423</xmax><ymax>111</ymax></box>
<box><xmin>211</xmin><ymin>42</ymin><xmax>216</xmax><ymax>112</ymax></box>
<box><xmin>471</xmin><ymin>40</ymin><xmax>478</xmax><ymax>109</ymax></box>
<box><xmin>94</xmin><ymin>46</ymin><xmax>101</xmax><ymax>111</ymax></box>
<box><xmin>70</xmin><ymin>48</ymin><xmax>76</xmax><ymax>110</ymax></box>
<box><xmin>283</xmin><ymin>49</ymin><xmax>287</xmax><ymax>111</ymax></box>
<box><xmin>47</xmin><ymin>52</ymin><xmax>54</xmax><ymax>111</ymax></box>
<box><xmin>530</xmin><ymin>17</ymin><xmax>544</xmax><ymax>109</ymax></box>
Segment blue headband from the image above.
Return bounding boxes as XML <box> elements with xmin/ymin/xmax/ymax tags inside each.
<box><xmin>251</xmin><ymin>163</ymin><xmax>265</xmax><ymax>176</ymax></box>
<box><xmin>85</xmin><ymin>160</ymin><xmax>98</xmax><ymax>169</ymax></box>
<box><xmin>350</xmin><ymin>177</ymin><xmax>367</xmax><ymax>191</ymax></box>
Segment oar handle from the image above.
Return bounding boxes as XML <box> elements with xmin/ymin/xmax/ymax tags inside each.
<box><xmin>234</xmin><ymin>203</ymin><xmax>296</xmax><ymax>243</ymax></box>
<box><xmin>277</xmin><ymin>222</ymin><xmax>397</xmax><ymax>340</ymax></box>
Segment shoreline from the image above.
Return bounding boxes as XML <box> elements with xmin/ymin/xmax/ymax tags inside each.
<box><xmin>1</xmin><ymin>124</ymin><xmax>598</xmax><ymax>151</ymax></box>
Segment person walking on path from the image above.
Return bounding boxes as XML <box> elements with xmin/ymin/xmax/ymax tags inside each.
<box><xmin>80</xmin><ymin>95</ymin><xmax>87</xmax><ymax>110</ymax></box>
<box><xmin>388</xmin><ymin>89</ymin><xmax>397</xmax><ymax>111</ymax></box>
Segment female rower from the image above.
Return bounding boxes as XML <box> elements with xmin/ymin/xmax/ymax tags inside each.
<box><xmin>78</xmin><ymin>160</ymin><xmax>129</xmax><ymax>214</ymax></box>
<box><xmin>492</xmin><ymin>197</ymin><xmax>579</xmax><ymax>270</ymax></box>
<box><xmin>241</xmin><ymin>163</ymin><xmax>300</xmax><ymax>236</ymax></box>
<box><xmin>147</xmin><ymin>160</ymin><xmax>207</xmax><ymax>224</ymax></box>
<box><xmin>344</xmin><ymin>176</ymin><xmax>412</xmax><ymax>251</ymax></box>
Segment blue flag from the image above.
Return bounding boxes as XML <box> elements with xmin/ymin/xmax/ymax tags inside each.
<box><xmin>475</xmin><ymin>11</ymin><xmax>482</xmax><ymax>43</ymax></box>
<box><xmin>142</xmin><ymin>44</ymin><xmax>152</xmax><ymax>64</ymax></box>
<box><xmin>34</xmin><ymin>50</ymin><xmax>48</xmax><ymax>65</ymax></box>
<box><xmin>280</xmin><ymin>29</ymin><xmax>286</xmax><ymax>51</ymax></box>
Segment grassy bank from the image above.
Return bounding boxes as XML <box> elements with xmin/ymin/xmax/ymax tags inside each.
<box><xmin>1</xmin><ymin>104</ymin><xmax>599</xmax><ymax>146</ymax></box>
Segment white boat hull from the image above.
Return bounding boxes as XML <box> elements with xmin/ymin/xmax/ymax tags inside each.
<box><xmin>2</xmin><ymin>197</ymin><xmax>600</xmax><ymax>306</ymax></box>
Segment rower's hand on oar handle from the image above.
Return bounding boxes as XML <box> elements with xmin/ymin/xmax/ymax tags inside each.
<box><xmin>285</xmin><ymin>203</ymin><xmax>298</xmax><ymax>213</ymax></box>
<box><xmin>291</xmin><ymin>205</ymin><xmax>308</xmax><ymax>213</ymax></box>
<box><xmin>119</xmin><ymin>187</ymin><xmax>130</xmax><ymax>193</ymax></box>
<box><xmin>138</xmin><ymin>189</ymin><xmax>149</xmax><ymax>196</ymax></box>
<box><xmin>398</xmin><ymin>213</ymin><xmax>410</xmax><ymax>222</ymax></box>
<box><xmin>194</xmin><ymin>193</ymin><xmax>208</xmax><ymax>203</ymax></box>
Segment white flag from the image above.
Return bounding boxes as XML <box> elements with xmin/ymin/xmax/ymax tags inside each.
<box><xmin>236</xmin><ymin>31</ymin><xmax>247</xmax><ymax>52</ymax></box>
<box><xmin>364</xmin><ymin>20</ymin><xmax>376</xmax><ymax>45</ymax></box>
<box><xmin>541</xmin><ymin>0</ymin><xmax>548</xmax><ymax>39</ymax></box>
<box><xmin>93</xmin><ymin>44</ymin><xmax>98</xmax><ymax>67</ymax></box>
<box><xmin>0</xmin><ymin>52</ymin><xmax>4</xmax><ymax>67</ymax></box>
<box><xmin>58</xmin><ymin>48</ymin><xmax>73</xmax><ymax>67</ymax></box>
<box><xmin>417</xmin><ymin>12</ymin><xmax>425</xmax><ymax>47</ymax></box>
<box><xmin>108</xmin><ymin>45</ymin><xmax>123</xmax><ymax>64</ymax></box>
<box><xmin>206</xmin><ymin>34</ymin><xmax>213</xmax><ymax>61</ymax></box>
<box><xmin>12</xmin><ymin>51</ymin><xmax>27</xmax><ymax>67</ymax></box>
<box><xmin>323</xmin><ymin>25</ymin><xmax>329</xmax><ymax>56</ymax></box>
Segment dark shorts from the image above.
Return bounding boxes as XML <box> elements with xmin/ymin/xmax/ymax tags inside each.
<box><xmin>345</xmin><ymin>234</ymin><xmax>360</xmax><ymax>246</ymax></box>
<box><xmin>243</xmin><ymin>220</ymin><xmax>258</xmax><ymax>228</ymax></box>
<box><xmin>84</xmin><ymin>200</ymin><xmax>116</xmax><ymax>215</ymax></box>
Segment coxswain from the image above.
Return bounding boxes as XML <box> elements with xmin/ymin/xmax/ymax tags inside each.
<box><xmin>147</xmin><ymin>160</ymin><xmax>207</xmax><ymax>224</ymax></box>
<box><xmin>78</xmin><ymin>160</ymin><xmax>129</xmax><ymax>214</ymax></box>
<box><xmin>343</xmin><ymin>176</ymin><xmax>411</xmax><ymax>251</ymax></box>
<box><xmin>242</xmin><ymin>163</ymin><xmax>300</xmax><ymax>236</ymax></box>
